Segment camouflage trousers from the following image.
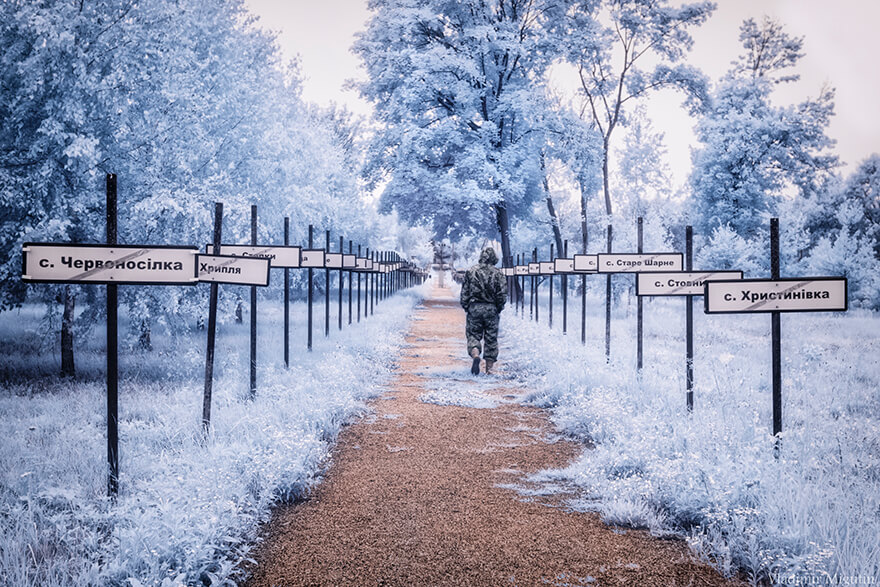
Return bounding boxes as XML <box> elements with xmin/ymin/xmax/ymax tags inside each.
<box><xmin>465</xmin><ymin>303</ymin><xmax>501</xmax><ymax>361</ymax></box>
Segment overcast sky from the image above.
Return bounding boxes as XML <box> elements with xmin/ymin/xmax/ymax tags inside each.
<box><xmin>244</xmin><ymin>0</ymin><xmax>879</xmax><ymax>188</ymax></box>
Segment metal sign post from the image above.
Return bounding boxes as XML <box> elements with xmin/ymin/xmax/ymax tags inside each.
<box><xmin>325</xmin><ymin>230</ymin><xmax>330</xmax><ymax>337</ymax></box>
<box><xmin>686</xmin><ymin>227</ymin><xmax>694</xmax><ymax>411</ymax></box>
<box><xmin>22</xmin><ymin>174</ymin><xmax>200</xmax><ymax>497</ymax></box>
<box><xmin>284</xmin><ymin>218</ymin><xmax>290</xmax><ymax>368</ymax></box>
<box><xmin>308</xmin><ymin>226</ymin><xmax>313</xmax><ymax>351</ymax></box>
<box><xmin>203</xmin><ymin>203</ymin><xmax>222</xmax><ymax>437</ymax></box>
<box><xmin>348</xmin><ymin>240</ymin><xmax>353</xmax><ymax>325</ymax></box>
<box><xmin>635</xmin><ymin>232</ymin><xmax>745</xmax><ymax>411</ymax></box>
<box><xmin>338</xmin><ymin>236</ymin><xmax>344</xmax><ymax>331</ymax></box>
<box><xmin>249</xmin><ymin>206</ymin><xmax>257</xmax><ymax>399</ymax></box>
<box><xmin>605</xmin><ymin>224</ymin><xmax>612</xmax><ymax>363</ymax></box>
<box><xmin>599</xmin><ymin>247</ymin><xmax>682</xmax><ymax>364</ymax></box>
<box><xmin>637</xmin><ymin>217</ymin><xmax>643</xmax><ymax>372</ymax></box>
<box><xmin>549</xmin><ymin>244</ymin><xmax>554</xmax><ymax>329</ymax></box>
<box><xmin>704</xmin><ymin>218</ymin><xmax>847</xmax><ymax>444</ymax></box>
<box><xmin>106</xmin><ymin>174</ymin><xmax>119</xmax><ymax>497</ymax></box>
<box><xmin>562</xmin><ymin>241</ymin><xmax>568</xmax><ymax>334</ymax></box>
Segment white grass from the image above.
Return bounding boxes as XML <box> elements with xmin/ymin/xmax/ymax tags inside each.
<box><xmin>0</xmin><ymin>281</ymin><xmax>429</xmax><ymax>586</ymax></box>
<box><xmin>500</xmin><ymin>287</ymin><xmax>880</xmax><ymax>586</ymax></box>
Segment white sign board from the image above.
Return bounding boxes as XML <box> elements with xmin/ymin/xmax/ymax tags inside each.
<box><xmin>356</xmin><ymin>257</ymin><xmax>373</xmax><ymax>271</ymax></box>
<box><xmin>515</xmin><ymin>265</ymin><xmax>529</xmax><ymax>276</ymax></box>
<box><xmin>539</xmin><ymin>262</ymin><xmax>555</xmax><ymax>275</ymax></box>
<box><xmin>22</xmin><ymin>243</ymin><xmax>198</xmax><ymax>284</ymax></box>
<box><xmin>598</xmin><ymin>253</ymin><xmax>682</xmax><ymax>273</ymax></box>
<box><xmin>704</xmin><ymin>278</ymin><xmax>847</xmax><ymax>314</ymax></box>
<box><xmin>554</xmin><ymin>258</ymin><xmax>575</xmax><ymax>273</ymax></box>
<box><xmin>206</xmin><ymin>245</ymin><xmax>301</xmax><ymax>268</ymax></box>
<box><xmin>325</xmin><ymin>253</ymin><xmax>343</xmax><ymax>269</ymax></box>
<box><xmin>637</xmin><ymin>271</ymin><xmax>744</xmax><ymax>296</ymax></box>
<box><xmin>573</xmin><ymin>254</ymin><xmax>598</xmax><ymax>272</ymax></box>
<box><xmin>343</xmin><ymin>254</ymin><xmax>357</xmax><ymax>269</ymax></box>
<box><xmin>300</xmin><ymin>249</ymin><xmax>325</xmax><ymax>268</ymax></box>
<box><xmin>527</xmin><ymin>262</ymin><xmax>540</xmax><ymax>275</ymax></box>
<box><xmin>197</xmin><ymin>254</ymin><xmax>270</xmax><ymax>286</ymax></box>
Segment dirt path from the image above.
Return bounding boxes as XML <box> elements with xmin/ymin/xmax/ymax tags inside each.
<box><xmin>244</xmin><ymin>284</ymin><xmax>739</xmax><ymax>586</ymax></box>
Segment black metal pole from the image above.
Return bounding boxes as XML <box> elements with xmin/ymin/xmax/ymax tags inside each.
<box><xmin>686</xmin><ymin>225</ymin><xmax>694</xmax><ymax>412</ymax></box>
<box><xmin>524</xmin><ymin>252</ymin><xmax>529</xmax><ymax>320</ymax></box>
<box><xmin>203</xmin><ymin>202</ymin><xmax>223</xmax><ymax>436</ymax></box>
<box><xmin>605</xmin><ymin>224</ymin><xmax>612</xmax><ymax>363</ymax></box>
<box><xmin>549</xmin><ymin>244</ymin><xmax>554</xmax><ymax>329</ymax></box>
<box><xmin>249</xmin><ymin>205</ymin><xmax>257</xmax><ymax>398</ymax></box>
<box><xmin>515</xmin><ymin>255</ymin><xmax>520</xmax><ymax>315</ymax></box>
<box><xmin>106</xmin><ymin>173</ymin><xmax>119</xmax><ymax>497</ymax></box>
<box><xmin>533</xmin><ymin>248</ymin><xmax>539</xmax><ymax>323</ymax></box>
<box><xmin>348</xmin><ymin>240</ymin><xmax>353</xmax><ymax>325</ymax></box>
<box><xmin>581</xmin><ymin>273</ymin><xmax>586</xmax><ymax>345</ymax></box>
<box><xmin>284</xmin><ymin>217</ymin><xmax>290</xmax><ymax>369</ymax></box>
<box><xmin>338</xmin><ymin>236</ymin><xmax>344</xmax><ymax>331</ymax></box>
<box><xmin>370</xmin><ymin>251</ymin><xmax>375</xmax><ymax>316</ymax></box>
<box><xmin>325</xmin><ymin>230</ymin><xmax>330</xmax><ymax>337</ymax></box>
<box><xmin>308</xmin><ymin>225</ymin><xmax>313</xmax><ymax>351</ymax></box>
<box><xmin>637</xmin><ymin>217</ymin><xmax>643</xmax><ymax>372</ymax></box>
<box><xmin>771</xmin><ymin>218</ymin><xmax>782</xmax><ymax>439</ymax></box>
<box><xmin>358</xmin><ymin>246</ymin><xmax>363</xmax><ymax>322</ymax></box>
<box><xmin>563</xmin><ymin>240</ymin><xmax>568</xmax><ymax>335</ymax></box>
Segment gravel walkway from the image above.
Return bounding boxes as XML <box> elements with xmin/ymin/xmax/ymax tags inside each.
<box><xmin>244</xmin><ymin>285</ymin><xmax>741</xmax><ymax>586</ymax></box>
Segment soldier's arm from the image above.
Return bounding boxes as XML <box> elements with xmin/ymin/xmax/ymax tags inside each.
<box><xmin>460</xmin><ymin>273</ymin><xmax>471</xmax><ymax>310</ymax></box>
<box><xmin>495</xmin><ymin>270</ymin><xmax>507</xmax><ymax>311</ymax></box>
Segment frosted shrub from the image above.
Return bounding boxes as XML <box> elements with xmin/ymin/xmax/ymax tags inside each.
<box><xmin>0</xmin><ymin>284</ymin><xmax>427</xmax><ymax>586</ymax></box>
<box><xmin>696</xmin><ymin>224</ymin><xmax>767</xmax><ymax>276</ymax></box>
<box><xmin>503</xmin><ymin>297</ymin><xmax>880</xmax><ymax>584</ymax></box>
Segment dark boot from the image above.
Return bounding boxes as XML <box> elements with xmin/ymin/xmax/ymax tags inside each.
<box><xmin>470</xmin><ymin>347</ymin><xmax>481</xmax><ymax>375</ymax></box>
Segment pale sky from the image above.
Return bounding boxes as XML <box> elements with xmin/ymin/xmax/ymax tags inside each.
<box><xmin>245</xmin><ymin>0</ymin><xmax>880</xmax><ymax>188</ymax></box>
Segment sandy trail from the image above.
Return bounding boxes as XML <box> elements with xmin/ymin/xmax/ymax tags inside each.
<box><xmin>244</xmin><ymin>284</ymin><xmax>739</xmax><ymax>586</ymax></box>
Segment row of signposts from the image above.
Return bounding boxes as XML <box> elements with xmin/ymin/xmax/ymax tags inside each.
<box><xmin>20</xmin><ymin>174</ymin><xmax>428</xmax><ymax>496</ymax></box>
<box><xmin>504</xmin><ymin>217</ymin><xmax>847</xmax><ymax>453</ymax></box>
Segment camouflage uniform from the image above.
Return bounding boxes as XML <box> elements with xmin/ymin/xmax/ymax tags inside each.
<box><xmin>460</xmin><ymin>247</ymin><xmax>507</xmax><ymax>362</ymax></box>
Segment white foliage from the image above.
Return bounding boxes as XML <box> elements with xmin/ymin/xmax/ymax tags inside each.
<box><xmin>0</xmin><ymin>285</ymin><xmax>429</xmax><ymax>586</ymax></box>
<box><xmin>502</xmin><ymin>296</ymin><xmax>880</xmax><ymax>583</ymax></box>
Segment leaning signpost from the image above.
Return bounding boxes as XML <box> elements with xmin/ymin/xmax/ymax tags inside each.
<box><xmin>200</xmin><ymin>203</ymin><xmax>272</xmax><ymax>437</ymax></box>
<box><xmin>704</xmin><ymin>218</ymin><xmax>847</xmax><ymax>448</ymax></box>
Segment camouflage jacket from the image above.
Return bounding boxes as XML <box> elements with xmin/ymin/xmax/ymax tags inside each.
<box><xmin>460</xmin><ymin>248</ymin><xmax>507</xmax><ymax>313</ymax></box>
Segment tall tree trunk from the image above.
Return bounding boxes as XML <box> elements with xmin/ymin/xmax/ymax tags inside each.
<box><xmin>494</xmin><ymin>201</ymin><xmax>522</xmax><ymax>299</ymax></box>
<box><xmin>601</xmin><ymin>142</ymin><xmax>613</xmax><ymax>363</ymax></box>
<box><xmin>579</xmin><ymin>179</ymin><xmax>590</xmax><ymax>254</ymax></box>
<box><xmin>138</xmin><ymin>319</ymin><xmax>152</xmax><ymax>351</ymax></box>
<box><xmin>601</xmin><ymin>141</ymin><xmax>613</xmax><ymax>217</ymax></box>
<box><xmin>60</xmin><ymin>285</ymin><xmax>75</xmax><ymax>377</ymax></box>
<box><xmin>541</xmin><ymin>152</ymin><xmax>564</xmax><ymax>255</ymax></box>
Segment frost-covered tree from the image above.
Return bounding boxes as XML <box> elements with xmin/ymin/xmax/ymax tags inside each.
<box><xmin>353</xmin><ymin>0</ymin><xmax>590</xmax><ymax>267</ymax></box>
<box><xmin>567</xmin><ymin>0</ymin><xmax>713</xmax><ymax>219</ymax></box>
<box><xmin>838</xmin><ymin>155</ymin><xmax>880</xmax><ymax>258</ymax></box>
<box><xmin>792</xmin><ymin>154</ymin><xmax>880</xmax><ymax>308</ymax></box>
<box><xmin>689</xmin><ymin>17</ymin><xmax>838</xmax><ymax>240</ymax></box>
<box><xmin>617</xmin><ymin>108</ymin><xmax>673</xmax><ymax>219</ymax></box>
<box><xmin>0</xmin><ymin>0</ymin><xmax>375</xmax><ymax>372</ymax></box>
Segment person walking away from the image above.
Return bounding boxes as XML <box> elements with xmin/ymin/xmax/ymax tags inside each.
<box><xmin>460</xmin><ymin>247</ymin><xmax>507</xmax><ymax>375</ymax></box>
